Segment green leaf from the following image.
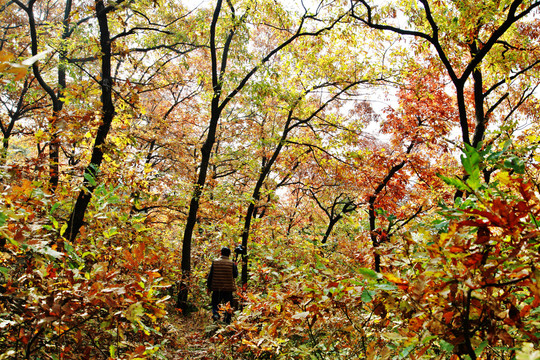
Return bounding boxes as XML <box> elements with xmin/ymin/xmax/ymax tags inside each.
<box><xmin>422</xmin><ymin>335</ymin><xmax>438</xmax><ymax>344</ymax></box>
<box><xmin>475</xmin><ymin>340</ymin><xmax>488</xmax><ymax>356</ymax></box>
<box><xmin>373</xmin><ymin>283</ymin><xmax>397</xmax><ymax>291</ymax></box>
<box><xmin>361</xmin><ymin>289</ymin><xmax>375</xmax><ymax>302</ymax></box>
<box><xmin>50</xmin><ymin>202</ymin><xmax>61</xmax><ymax>214</ymax></box>
<box><xmin>357</xmin><ymin>267</ymin><xmax>380</xmax><ymax>280</ymax></box>
<box><xmin>461</xmin><ymin>154</ymin><xmax>473</xmax><ymax>175</ymax></box>
<box><xmin>399</xmin><ymin>345</ymin><xmax>415</xmax><ymax>359</ymax></box>
<box><xmin>461</xmin><ymin>144</ymin><xmax>481</xmax><ymax>180</ymax></box>
<box><xmin>109</xmin><ymin>345</ymin><xmax>116</xmax><ymax>358</ymax></box>
<box><xmin>103</xmin><ymin>227</ymin><xmax>118</xmax><ymax>239</ymax></box>
<box><xmin>84</xmin><ymin>171</ymin><xmax>97</xmax><ymax>187</ymax></box>
<box><xmin>64</xmin><ymin>241</ymin><xmax>74</xmax><ymax>254</ymax></box>
<box><xmin>440</xmin><ymin>339</ymin><xmax>454</xmax><ymax>353</ymax></box>
<box><xmin>504</xmin><ymin>156</ymin><xmax>525</xmax><ymax>174</ymax></box>
<box><xmin>437</xmin><ymin>173</ymin><xmax>468</xmax><ymax>191</ymax></box>
<box><xmin>82</xmin><ymin>251</ymin><xmax>96</xmax><ymax>259</ymax></box>
<box><xmin>315</xmin><ymin>260</ymin><xmax>326</xmax><ymax>270</ymax></box>
<box><xmin>466</xmin><ymin>171</ymin><xmax>481</xmax><ymax>191</ymax></box>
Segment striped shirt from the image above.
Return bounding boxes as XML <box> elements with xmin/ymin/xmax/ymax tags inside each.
<box><xmin>207</xmin><ymin>255</ymin><xmax>238</xmax><ymax>291</ymax></box>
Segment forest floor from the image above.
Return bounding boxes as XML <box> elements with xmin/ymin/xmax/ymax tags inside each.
<box><xmin>161</xmin><ymin>304</ymin><xmax>237</xmax><ymax>360</ymax></box>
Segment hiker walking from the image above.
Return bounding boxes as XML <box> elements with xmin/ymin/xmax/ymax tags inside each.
<box><xmin>207</xmin><ymin>247</ymin><xmax>238</xmax><ymax>323</ymax></box>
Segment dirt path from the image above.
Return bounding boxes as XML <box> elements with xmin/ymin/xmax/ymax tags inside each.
<box><xmin>161</xmin><ymin>307</ymin><xmax>235</xmax><ymax>360</ymax></box>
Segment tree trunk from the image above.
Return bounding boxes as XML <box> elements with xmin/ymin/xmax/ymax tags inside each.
<box><xmin>64</xmin><ymin>0</ymin><xmax>114</xmax><ymax>242</ymax></box>
<box><xmin>369</xmin><ymin>160</ymin><xmax>407</xmax><ymax>273</ymax></box>
<box><xmin>20</xmin><ymin>0</ymin><xmax>72</xmax><ymax>193</ymax></box>
<box><xmin>321</xmin><ymin>217</ymin><xmax>341</xmax><ymax>244</ymax></box>
<box><xmin>178</xmin><ymin>0</ymin><xmax>226</xmax><ymax>311</ymax></box>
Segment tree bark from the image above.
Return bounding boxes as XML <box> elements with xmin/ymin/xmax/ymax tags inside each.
<box><xmin>17</xmin><ymin>0</ymin><xmax>72</xmax><ymax>192</ymax></box>
<box><xmin>178</xmin><ymin>0</ymin><xmax>227</xmax><ymax>311</ymax></box>
<box><xmin>321</xmin><ymin>201</ymin><xmax>356</xmax><ymax>244</ymax></box>
<box><xmin>64</xmin><ymin>0</ymin><xmax>114</xmax><ymax>242</ymax></box>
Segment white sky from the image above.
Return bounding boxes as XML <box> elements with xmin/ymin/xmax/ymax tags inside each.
<box><xmin>182</xmin><ymin>0</ymin><xmax>320</xmax><ymax>13</ymax></box>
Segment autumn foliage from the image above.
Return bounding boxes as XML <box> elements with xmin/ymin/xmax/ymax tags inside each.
<box><xmin>1</xmin><ymin>0</ymin><xmax>540</xmax><ymax>359</ymax></box>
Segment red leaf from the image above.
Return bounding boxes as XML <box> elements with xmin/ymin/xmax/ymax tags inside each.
<box><xmin>476</xmin><ymin>227</ymin><xmax>490</xmax><ymax>244</ymax></box>
<box><xmin>463</xmin><ymin>253</ymin><xmax>483</xmax><ymax>268</ymax></box>
<box><xmin>443</xmin><ymin>311</ymin><xmax>453</xmax><ymax>324</ymax></box>
<box><xmin>327</xmin><ymin>281</ymin><xmax>339</xmax><ymax>288</ymax></box>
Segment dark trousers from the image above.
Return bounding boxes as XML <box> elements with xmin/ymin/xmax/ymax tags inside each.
<box><xmin>211</xmin><ymin>290</ymin><xmax>233</xmax><ymax>323</ymax></box>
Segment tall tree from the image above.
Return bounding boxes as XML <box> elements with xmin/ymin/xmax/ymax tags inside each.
<box><xmin>12</xmin><ymin>0</ymin><xmax>86</xmax><ymax>191</ymax></box>
<box><xmin>64</xmin><ymin>0</ymin><xmax>116</xmax><ymax>241</ymax></box>
<box><xmin>350</xmin><ymin>0</ymin><xmax>540</xmax><ymax>149</ymax></box>
<box><xmin>60</xmin><ymin>0</ymin><xmax>196</xmax><ymax>241</ymax></box>
<box><xmin>178</xmin><ymin>0</ymin><xmax>349</xmax><ymax>306</ymax></box>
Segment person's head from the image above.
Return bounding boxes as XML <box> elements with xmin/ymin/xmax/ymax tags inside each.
<box><xmin>221</xmin><ymin>247</ymin><xmax>231</xmax><ymax>257</ymax></box>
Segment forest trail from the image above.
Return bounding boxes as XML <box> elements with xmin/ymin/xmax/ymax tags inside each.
<box><xmin>163</xmin><ymin>306</ymin><xmax>232</xmax><ymax>360</ymax></box>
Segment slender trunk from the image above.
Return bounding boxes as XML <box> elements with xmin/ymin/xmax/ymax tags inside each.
<box><xmin>321</xmin><ymin>217</ymin><xmax>340</xmax><ymax>244</ymax></box>
<box><xmin>64</xmin><ymin>0</ymin><xmax>114</xmax><ymax>242</ymax></box>
<box><xmin>49</xmin><ymin>0</ymin><xmax>73</xmax><ymax>190</ymax></box>
<box><xmin>240</xmin><ymin>202</ymin><xmax>254</xmax><ymax>286</ymax></box>
<box><xmin>178</xmin><ymin>0</ymin><xmax>226</xmax><ymax>311</ymax></box>
<box><xmin>470</xmin><ymin>47</ymin><xmax>486</xmax><ymax>148</ymax></box>
<box><xmin>179</xmin><ymin>116</ymin><xmax>218</xmax><ymax>306</ymax></box>
<box><xmin>454</xmin><ymin>81</ymin><xmax>471</xmax><ymax>147</ymax></box>
<box><xmin>368</xmin><ymin>194</ymin><xmax>380</xmax><ymax>272</ymax></box>
<box><xmin>0</xmin><ymin>113</ymin><xmax>14</xmax><ymax>163</ymax></box>
<box><xmin>1</xmin><ymin>137</ymin><xmax>8</xmax><ymax>163</ymax></box>
<box><xmin>18</xmin><ymin>0</ymin><xmax>72</xmax><ymax>192</ymax></box>
<box><xmin>181</xmin><ymin>111</ymin><xmax>220</xmax><ymax>274</ymax></box>
<box><xmin>369</xmin><ymin>159</ymin><xmax>408</xmax><ymax>272</ymax></box>
<box><xmin>240</xmin><ymin>115</ymin><xmax>292</xmax><ymax>285</ymax></box>
<box><xmin>49</xmin><ymin>113</ymin><xmax>60</xmax><ymax>190</ymax></box>
<box><xmin>462</xmin><ymin>289</ymin><xmax>477</xmax><ymax>360</ymax></box>
<box><xmin>240</xmin><ymin>162</ymin><xmax>282</xmax><ymax>284</ymax></box>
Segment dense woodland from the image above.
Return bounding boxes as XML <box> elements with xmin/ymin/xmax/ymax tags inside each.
<box><xmin>1</xmin><ymin>0</ymin><xmax>540</xmax><ymax>359</ymax></box>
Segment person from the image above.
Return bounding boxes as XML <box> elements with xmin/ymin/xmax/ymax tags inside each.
<box><xmin>207</xmin><ymin>247</ymin><xmax>238</xmax><ymax>323</ymax></box>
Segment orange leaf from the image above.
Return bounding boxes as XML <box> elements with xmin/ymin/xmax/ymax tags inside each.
<box><xmin>449</xmin><ymin>246</ymin><xmax>464</xmax><ymax>253</ymax></box>
<box><xmin>384</xmin><ymin>273</ymin><xmax>408</xmax><ymax>286</ymax></box>
<box><xmin>327</xmin><ymin>281</ymin><xmax>339</xmax><ymax>288</ymax></box>
<box><xmin>416</xmin><ymin>345</ymin><xmax>430</xmax><ymax>358</ymax></box>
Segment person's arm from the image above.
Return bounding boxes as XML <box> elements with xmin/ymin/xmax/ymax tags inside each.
<box><xmin>233</xmin><ymin>262</ymin><xmax>238</xmax><ymax>278</ymax></box>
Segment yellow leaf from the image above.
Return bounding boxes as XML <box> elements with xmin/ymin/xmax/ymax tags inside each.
<box><xmin>383</xmin><ymin>273</ymin><xmax>408</xmax><ymax>286</ymax></box>
<box><xmin>495</xmin><ymin>171</ymin><xmax>512</xmax><ymax>185</ymax></box>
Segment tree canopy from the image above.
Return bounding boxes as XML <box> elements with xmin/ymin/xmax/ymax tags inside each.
<box><xmin>0</xmin><ymin>0</ymin><xmax>539</xmax><ymax>359</ymax></box>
